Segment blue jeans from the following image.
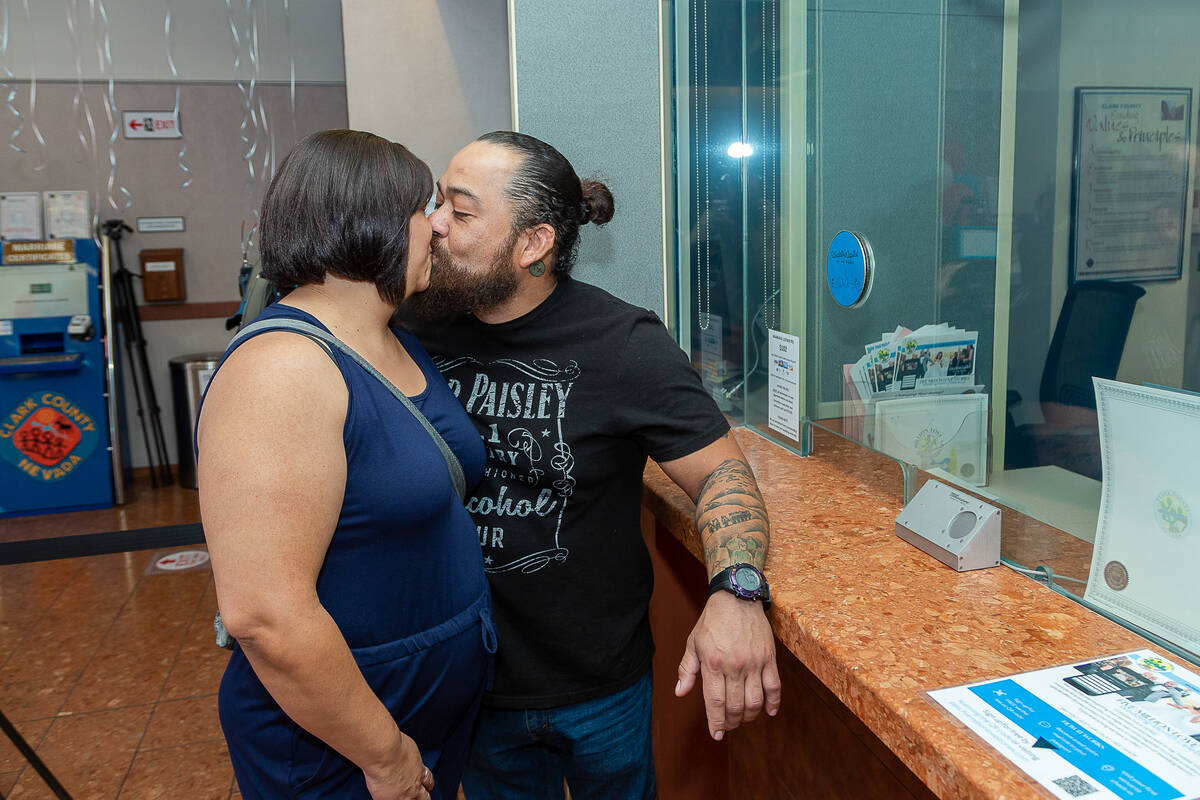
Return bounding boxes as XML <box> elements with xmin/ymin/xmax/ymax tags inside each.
<box><xmin>461</xmin><ymin>670</ymin><xmax>656</xmax><ymax>800</ymax></box>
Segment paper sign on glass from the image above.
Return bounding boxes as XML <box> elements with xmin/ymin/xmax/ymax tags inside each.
<box><xmin>1086</xmin><ymin>379</ymin><xmax>1200</xmax><ymax>656</ymax></box>
<box><xmin>767</xmin><ymin>329</ymin><xmax>800</xmax><ymax>441</ymax></box>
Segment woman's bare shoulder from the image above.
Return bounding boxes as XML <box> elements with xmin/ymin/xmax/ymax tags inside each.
<box><xmin>199</xmin><ymin>331</ymin><xmax>347</xmax><ymax>436</ymax></box>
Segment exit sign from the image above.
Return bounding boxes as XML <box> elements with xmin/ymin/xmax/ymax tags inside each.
<box><xmin>122</xmin><ymin>111</ymin><xmax>182</xmax><ymax>139</ymax></box>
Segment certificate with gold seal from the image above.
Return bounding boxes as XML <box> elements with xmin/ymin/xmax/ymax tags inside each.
<box><xmin>1086</xmin><ymin>379</ymin><xmax>1200</xmax><ymax>657</ymax></box>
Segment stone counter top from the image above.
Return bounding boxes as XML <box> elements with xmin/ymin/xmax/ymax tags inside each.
<box><xmin>641</xmin><ymin>427</ymin><xmax>1150</xmax><ymax>800</ymax></box>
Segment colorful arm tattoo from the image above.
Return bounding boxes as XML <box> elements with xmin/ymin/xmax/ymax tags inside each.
<box><xmin>694</xmin><ymin>456</ymin><xmax>769</xmax><ymax>578</ymax></box>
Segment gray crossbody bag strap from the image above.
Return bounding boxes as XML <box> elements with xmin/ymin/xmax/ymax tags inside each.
<box><xmin>230</xmin><ymin>318</ymin><xmax>467</xmax><ymax>500</ymax></box>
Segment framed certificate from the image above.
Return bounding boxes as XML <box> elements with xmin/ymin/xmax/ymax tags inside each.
<box><xmin>1087</xmin><ymin>379</ymin><xmax>1200</xmax><ymax>657</ymax></box>
<box><xmin>1070</xmin><ymin>87</ymin><xmax>1193</xmax><ymax>283</ymax></box>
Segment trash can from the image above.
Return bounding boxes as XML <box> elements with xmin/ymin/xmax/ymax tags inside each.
<box><xmin>170</xmin><ymin>353</ymin><xmax>223</xmax><ymax>490</ymax></box>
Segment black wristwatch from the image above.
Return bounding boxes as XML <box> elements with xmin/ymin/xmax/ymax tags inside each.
<box><xmin>708</xmin><ymin>563</ymin><xmax>770</xmax><ymax>608</ymax></box>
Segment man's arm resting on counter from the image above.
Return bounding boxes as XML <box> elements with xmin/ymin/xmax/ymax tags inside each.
<box><xmin>658</xmin><ymin>430</ymin><xmax>782</xmax><ymax>741</ymax></box>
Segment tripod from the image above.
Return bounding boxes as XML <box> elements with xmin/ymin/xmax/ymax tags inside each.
<box><xmin>101</xmin><ymin>219</ymin><xmax>173</xmax><ymax>488</ymax></box>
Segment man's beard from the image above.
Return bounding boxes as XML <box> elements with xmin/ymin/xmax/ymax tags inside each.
<box><xmin>404</xmin><ymin>233</ymin><xmax>520</xmax><ymax>322</ymax></box>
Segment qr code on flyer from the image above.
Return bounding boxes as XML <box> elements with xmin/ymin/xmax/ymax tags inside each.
<box><xmin>1052</xmin><ymin>775</ymin><xmax>1098</xmax><ymax>798</ymax></box>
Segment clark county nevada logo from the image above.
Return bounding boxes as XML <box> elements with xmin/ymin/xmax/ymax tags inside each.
<box><xmin>0</xmin><ymin>392</ymin><xmax>100</xmax><ymax>482</ymax></box>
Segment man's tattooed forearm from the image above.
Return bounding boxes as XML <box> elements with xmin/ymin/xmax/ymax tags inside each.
<box><xmin>707</xmin><ymin>510</ymin><xmax>755</xmax><ymax>530</ymax></box>
<box><xmin>694</xmin><ymin>458</ymin><xmax>769</xmax><ymax>575</ymax></box>
<box><xmin>705</xmin><ymin>535</ymin><xmax>766</xmax><ymax>571</ymax></box>
<box><xmin>695</xmin><ymin>458</ymin><xmax>757</xmax><ymax>499</ymax></box>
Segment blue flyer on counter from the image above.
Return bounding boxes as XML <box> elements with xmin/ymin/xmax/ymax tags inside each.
<box><xmin>929</xmin><ymin>649</ymin><xmax>1200</xmax><ymax>799</ymax></box>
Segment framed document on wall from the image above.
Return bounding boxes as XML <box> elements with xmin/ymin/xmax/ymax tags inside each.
<box><xmin>1070</xmin><ymin>87</ymin><xmax>1193</xmax><ymax>283</ymax></box>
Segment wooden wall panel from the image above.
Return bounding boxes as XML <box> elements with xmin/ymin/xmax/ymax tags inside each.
<box><xmin>645</xmin><ymin>512</ymin><xmax>730</xmax><ymax>800</ymax></box>
<box><xmin>644</xmin><ymin>510</ymin><xmax>937</xmax><ymax>800</ymax></box>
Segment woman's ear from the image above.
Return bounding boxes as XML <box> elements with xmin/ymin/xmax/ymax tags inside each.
<box><xmin>518</xmin><ymin>224</ymin><xmax>556</xmax><ymax>269</ymax></box>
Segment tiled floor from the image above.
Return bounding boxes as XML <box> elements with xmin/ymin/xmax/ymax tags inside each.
<box><xmin>0</xmin><ymin>478</ymin><xmax>474</xmax><ymax>800</ymax></box>
<box><xmin>0</xmin><ymin>548</ymin><xmax>235</xmax><ymax>799</ymax></box>
<box><xmin>0</xmin><ymin>477</ymin><xmax>200</xmax><ymax>545</ymax></box>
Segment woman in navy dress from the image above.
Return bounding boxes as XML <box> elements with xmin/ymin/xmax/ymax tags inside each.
<box><xmin>197</xmin><ymin>130</ymin><xmax>492</xmax><ymax>800</ymax></box>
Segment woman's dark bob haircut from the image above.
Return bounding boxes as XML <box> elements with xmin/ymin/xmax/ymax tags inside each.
<box><xmin>260</xmin><ymin>129</ymin><xmax>433</xmax><ymax>306</ymax></box>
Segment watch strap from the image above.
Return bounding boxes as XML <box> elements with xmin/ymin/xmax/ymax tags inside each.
<box><xmin>708</xmin><ymin>564</ymin><xmax>771</xmax><ymax>608</ymax></box>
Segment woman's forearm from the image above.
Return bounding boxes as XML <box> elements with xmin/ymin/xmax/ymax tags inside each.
<box><xmin>232</xmin><ymin>603</ymin><xmax>406</xmax><ymax>775</ymax></box>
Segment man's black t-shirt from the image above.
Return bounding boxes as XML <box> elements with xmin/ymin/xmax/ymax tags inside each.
<box><xmin>415</xmin><ymin>277</ymin><xmax>729</xmax><ymax>708</ymax></box>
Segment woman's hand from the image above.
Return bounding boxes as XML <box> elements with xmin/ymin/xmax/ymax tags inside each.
<box><xmin>363</xmin><ymin>733</ymin><xmax>435</xmax><ymax>800</ymax></box>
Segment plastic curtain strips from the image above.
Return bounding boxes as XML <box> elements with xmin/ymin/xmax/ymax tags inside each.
<box><xmin>284</xmin><ymin>0</ymin><xmax>295</xmax><ymax>143</ymax></box>
<box><xmin>227</xmin><ymin>0</ymin><xmax>266</xmax><ymax>251</ymax></box>
<box><xmin>0</xmin><ymin>0</ymin><xmax>26</xmax><ymax>155</ymax></box>
<box><xmin>164</xmin><ymin>0</ymin><xmax>193</xmax><ymax>188</ymax></box>
<box><xmin>17</xmin><ymin>0</ymin><xmax>47</xmax><ymax>169</ymax></box>
<box><xmin>66</xmin><ymin>0</ymin><xmax>103</xmax><ymax>238</ymax></box>
<box><xmin>67</xmin><ymin>0</ymin><xmax>99</xmax><ymax>167</ymax></box>
<box><xmin>95</xmin><ymin>0</ymin><xmax>132</xmax><ymax>212</ymax></box>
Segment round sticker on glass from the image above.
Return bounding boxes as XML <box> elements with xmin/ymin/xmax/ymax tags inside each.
<box><xmin>827</xmin><ymin>231</ymin><xmax>874</xmax><ymax>308</ymax></box>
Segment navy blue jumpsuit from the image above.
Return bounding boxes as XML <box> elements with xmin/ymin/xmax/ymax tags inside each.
<box><xmin>202</xmin><ymin>304</ymin><xmax>494</xmax><ymax>799</ymax></box>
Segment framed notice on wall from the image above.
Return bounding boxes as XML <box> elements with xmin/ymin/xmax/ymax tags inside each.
<box><xmin>1070</xmin><ymin>87</ymin><xmax>1193</xmax><ymax>283</ymax></box>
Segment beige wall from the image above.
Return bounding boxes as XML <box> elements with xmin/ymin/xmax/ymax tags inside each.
<box><xmin>3</xmin><ymin>0</ymin><xmax>510</xmax><ymax>475</ymax></box>
<box><xmin>341</xmin><ymin>0</ymin><xmax>512</xmax><ymax>176</ymax></box>
<box><xmin>1</xmin><ymin>1</ymin><xmax>350</xmax><ymax>475</ymax></box>
<box><xmin>1049</xmin><ymin>0</ymin><xmax>1200</xmax><ymax>390</ymax></box>
<box><xmin>0</xmin><ymin>81</ymin><xmax>348</xmax><ymax>471</ymax></box>
<box><xmin>3</xmin><ymin>0</ymin><xmax>345</xmax><ymax>83</ymax></box>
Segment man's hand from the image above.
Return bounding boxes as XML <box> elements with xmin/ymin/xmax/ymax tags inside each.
<box><xmin>675</xmin><ymin>591</ymin><xmax>781</xmax><ymax>740</ymax></box>
<box><xmin>660</xmin><ymin>433</ymin><xmax>782</xmax><ymax>739</ymax></box>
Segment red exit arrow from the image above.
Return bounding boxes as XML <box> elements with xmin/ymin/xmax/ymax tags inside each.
<box><xmin>129</xmin><ymin>119</ymin><xmax>143</xmax><ymax>131</ymax></box>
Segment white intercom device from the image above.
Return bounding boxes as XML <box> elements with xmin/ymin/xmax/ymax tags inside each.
<box><xmin>895</xmin><ymin>479</ymin><xmax>1000</xmax><ymax>572</ymax></box>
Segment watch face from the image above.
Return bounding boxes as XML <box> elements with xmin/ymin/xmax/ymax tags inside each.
<box><xmin>734</xmin><ymin>567</ymin><xmax>761</xmax><ymax>593</ymax></box>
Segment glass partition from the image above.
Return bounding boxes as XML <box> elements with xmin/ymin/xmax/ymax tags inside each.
<box><xmin>667</xmin><ymin>0</ymin><xmax>1200</xmax><ymax>662</ymax></box>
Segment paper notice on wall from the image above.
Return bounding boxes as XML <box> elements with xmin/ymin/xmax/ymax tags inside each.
<box><xmin>928</xmin><ymin>649</ymin><xmax>1200</xmax><ymax>800</ymax></box>
<box><xmin>0</xmin><ymin>192</ymin><xmax>42</xmax><ymax>241</ymax></box>
<box><xmin>43</xmin><ymin>191</ymin><xmax>90</xmax><ymax>240</ymax></box>
<box><xmin>768</xmin><ymin>329</ymin><xmax>800</xmax><ymax>441</ymax></box>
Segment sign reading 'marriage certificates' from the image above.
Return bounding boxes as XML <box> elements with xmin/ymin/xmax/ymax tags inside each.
<box><xmin>1088</xmin><ymin>379</ymin><xmax>1200</xmax><ymax>657</ymax></box>
<box><xmin>1071</xmin><ymin>88</ymin><xmax>1192</xmax><ymax>283</ymax></box>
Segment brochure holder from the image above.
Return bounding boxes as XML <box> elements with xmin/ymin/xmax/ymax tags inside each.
<box><xmin>873</xmin><ymin>393</ymin><xmax>989</xmax><ymax>486</ymax></box>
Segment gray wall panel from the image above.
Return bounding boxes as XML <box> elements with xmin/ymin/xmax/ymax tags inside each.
<box><xmin>815</xmin><ymin>10</ymin><xmax>942</xmax><ymax>401</ymax></box>
<box><xmin>511</xmin><ymin>0</ymin><xmax>665</xmax><ymax>316</ymax></box>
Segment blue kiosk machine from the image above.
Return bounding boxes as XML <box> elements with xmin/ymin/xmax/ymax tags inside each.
<box><xmin>0</xmin><ymin>239</ymin><xmax>117</xmax><ymax>517</ymax></box>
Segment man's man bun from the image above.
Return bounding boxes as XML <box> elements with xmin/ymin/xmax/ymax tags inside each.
<box><xmin>478</xmin><ymin>130</ymin><xmax>614</xmax><ymax>274</ymax></box>
<box><xmin>580</xmin><ymin>180</ymin><xmax>614</xmax><ymax>226</ymax></box>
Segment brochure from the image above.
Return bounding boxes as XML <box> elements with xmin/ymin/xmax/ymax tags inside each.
<box><xmin>892</xmin><ymin>325</ymin><xmax>978</xmax><ymax>392</ymax></box>
<box><xmin>929</xmin><ymin>649</ymin><xmax>1200</xmax><ymax>799</ymax></box>
<box><xmin>843</xmin><ymin>322</ymin><xmax>987</xmax><ymax>481</ymax></box>
<box><xmin>848</xmin><ymin>324</ymin><xmax>978</xmax><ymax>400</ymax></box>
